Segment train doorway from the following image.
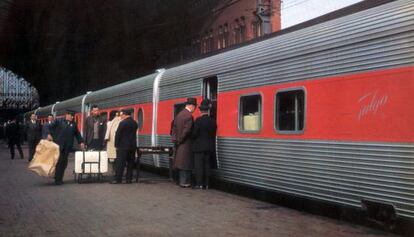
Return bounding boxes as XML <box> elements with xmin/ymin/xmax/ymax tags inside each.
<box><xmin>202</xmin><ymin>76</ymin><xmax>217</xmax><ymax>120</ymax></box>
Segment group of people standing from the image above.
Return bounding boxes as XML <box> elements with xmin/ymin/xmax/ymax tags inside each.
<box><xmin>46</xmin><ymin>107</ymin><xmax>138</xmax><ymax>185</ymax></box>
<box><xmin>5</xmin><ymin>98</ymin><xmax>217</xmax><ymax>189</ymax></box>
<box><xmin>171</xmin><ymin>97</ymin><xmax>217</xmax><ymax>189</ymax></box>
<box><xmin>5</xmin><ymin>113</ymin><xmax>51</xmax><ymax>161</ymax></box>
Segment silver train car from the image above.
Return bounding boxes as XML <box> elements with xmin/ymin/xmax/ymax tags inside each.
<box><xmin>35</xmin><ymin>0</ymin><xmax>414</xmax><ymax>230</ymax></box>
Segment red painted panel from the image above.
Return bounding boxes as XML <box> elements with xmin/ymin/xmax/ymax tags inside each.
<box><xmin>216</xmin><ymin>66</ymin><xmax>414</xmax><ymax>143</ymax></box>
<box><xmin>139</xmin><ymin>103</ymin><xmax>153</xmax><ymax>134</ymax></box>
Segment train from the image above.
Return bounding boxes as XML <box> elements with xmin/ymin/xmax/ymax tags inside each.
<box><xmin>32</xmin><ymin>0</ymin><xmax>414</xmax><ymax>225</ymax></box>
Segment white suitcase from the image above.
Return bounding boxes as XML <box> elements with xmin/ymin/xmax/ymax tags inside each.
<box><xmin>75</xmin><ymin>151</ymin><xmax>108</xmax><ymax>174</ymax></box>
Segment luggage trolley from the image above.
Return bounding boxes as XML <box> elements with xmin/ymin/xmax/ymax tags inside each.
<box><xmin>136</xmin><ymin>146</ymin><xmax>174</xmax><ymax>182</ymax></box>
<box><xmin>74</xmin><ymin>150</ymin><xmax>108</xmax><ymax>183</ymax></box>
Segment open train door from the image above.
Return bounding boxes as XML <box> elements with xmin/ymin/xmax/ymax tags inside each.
<box><xmin>202</xmin><ymin>76</ymin><xmax>218</xmax><ymax>169</ymax></box>
<box><xmin>202</xmin><ymin>76</ymin><xmax>217</xmax><ymax>120</ymax></box>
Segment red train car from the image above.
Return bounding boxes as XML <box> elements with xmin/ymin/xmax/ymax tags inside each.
<box><xmin>36</xmin><ymin>0</ymin><xmax>414</xmax><ymax>225</ymax></box>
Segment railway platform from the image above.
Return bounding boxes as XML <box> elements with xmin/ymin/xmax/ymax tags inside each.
<box><xmin>0</xmin><ymin>143</ymin><xmax>399</xmax><ymax>237</ymax></box>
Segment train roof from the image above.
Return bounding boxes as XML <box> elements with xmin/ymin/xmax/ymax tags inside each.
<box><xmin>54</xmin><ymin>95</ymin><xmax>85</xmax><ymax>116</ymax></box>
<box><xmin>36</xmin><ymin>104</ymin><xmax>54</xmax><ymax>117</ymax></box>
<box><xmin>85</xmin><ymin>72</ymin><xmax>159</xmax><ymax>109</ymax></box>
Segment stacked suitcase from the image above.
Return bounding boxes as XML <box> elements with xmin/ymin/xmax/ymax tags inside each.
<box><xmin>74</xmin><ymin>151</ymin><xmax>108</xmax><ymax>183</ymax></box>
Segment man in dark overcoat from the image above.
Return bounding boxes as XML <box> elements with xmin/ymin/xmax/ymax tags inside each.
<box><xmin>6</xmin><ymin>119</ymin><xmax>24</xmax><ymax>160</ymax></box>
<box><xmin>25</xmin><ymin>113</ymin><xmax>42</xmax><ymax>162</ymax></box>
<box><xmin>113</xmin><ymin>109</ymin><xmax>138</xmax><ymax>184</ymax></box>
<box><xmin>171</xmin><ymin>97</ymin><xmax>197</xmax><ymax>187</ymax></box>
<box><xmin>84</xmin><ymin>105</ymin><xmax>106</xmax><ymax>150</ymax></box>
<box><xmin>49</xmin><ymin>110</ymin><xmax>84</xmax><ymax>185</ymax></box>
<box><xmin>192</xmin><ymin>99</ymin><xmax>217</xmax><ymax>189</ymax></box>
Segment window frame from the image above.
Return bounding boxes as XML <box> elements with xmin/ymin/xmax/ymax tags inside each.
<box><xmin>172</xmin><ymin>102</ymin><xmax>187</xmax><ymax>119</ymax></box>
<box><xmin>137</xmin><ymin>108</ymin><xmax>144</xmax><ymax>131</ymax></box>
<box><xmin>274</xmin><ymin>87</ymin><xmax>306</xmax><ymax>135</ymax></box>
<box><xmin>100</xmin><ymin>111</ymin><xmax>108</xmax><ymax>122</ymax></box>
<box><xmin>238</xmin><ymin>92</ymin><xmax>263</xmax><ymax>134</ymax></box>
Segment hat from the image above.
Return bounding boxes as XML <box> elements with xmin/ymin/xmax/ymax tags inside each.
<box><xmin>121</xmin><ymin>109</ymin><xmax>132</xmax><ymax>116</ymax></box>
<box><xmin>66</xmin><ymin>110</ymin><xmax>75</xmax><ymax>116</ymax></box>
<box><xmin>199</xmin><ymin>99</ymin><xmax>210</xmax><ymax>111</ymax></box>
<box><xmin>186</xmin><ymin>97</ymin><xmax>197</xmax><ymax>106</ymax></box>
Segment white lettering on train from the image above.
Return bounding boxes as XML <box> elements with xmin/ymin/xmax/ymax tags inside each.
<box><xmin>358</xmin><ymin>91</ymin><xmax>388</xmax><ymax>120</ymax></box>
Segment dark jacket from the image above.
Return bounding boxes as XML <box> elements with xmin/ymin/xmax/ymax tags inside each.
<box><xmin>6</xmin><ymin>122</ymin><xmax>21</xmax><ymax>144</ymax></box>
<box><xmin>115</xmin><ymin>117</ymin><xmax>138</xmax><ymax>150</ymax></box>
<box><xmin>25</xmin><ymin>120</ymin><xmax>42</xmax><ymax>142</ymax></box>
<box><xmin>172</xmin><ymin>108</ymin><xmax>194</xmax><ymax>170</ymax></box>
<box><xmin>41</xmin><ymin>121</ymin><xmax>54</xmax><ymax>139</ymax></box>
<box><xmin>83</xmin><ymin>115</ymin><xmax>106</xmax><ymax>147</ymax></box>
<box><xmin>192</xmin><ymin>114</ymin><xmax>217</xmax><ymax>152</ymax></box>
<box><xmin>50</xmin><ymin>119</ymin><xmax>83</xmax><ymax>149</ymax></box>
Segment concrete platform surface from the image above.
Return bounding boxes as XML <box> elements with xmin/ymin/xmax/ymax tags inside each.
<box><xmin>0</xmin><ymin>143</ymin><xmax>398</xmax><ymax>237</ymax></box>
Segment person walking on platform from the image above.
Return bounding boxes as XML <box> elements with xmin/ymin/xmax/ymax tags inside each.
<box><xmin>41</xmin><ymin>114</ymin><xmax>55</xmax><ymax>140</ymax></box>
<box><xmin>192</xmin><ymin>100</ymin><xmax>217</xmax><ymax>189</ymax></box>
<box><xmin>171</xmin><ymin>97</ymin><xmax>197</xmax><ymax>188</ymax></box>
<box><xmin>6</xmin><ymin>119</ymin><xmax>24</xmax><ymax>160</ymax></box>
<box><xmin>49</xmin><ymin>110</ymin><xmax>84</xmax><ymax>185</ymax></box>
<box><xmin>26</xmin><ymin>113</ymin><xmax>42</xmax><ymax>162</ymax></box>
<box><xmin>112</xmin><ymin>109</ymin><xmax>138</xmax><ymax>184</ymax></box>
<box><xmin>84</xmin><ymin>105</ymin><xmax>106</xmax><ymax>150</ymax></box>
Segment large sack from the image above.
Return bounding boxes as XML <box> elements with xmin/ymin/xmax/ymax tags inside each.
<box><xmin>28</xmin><ymin>139</ymin><xmax>60</xmax><ymax>177</ymax></box>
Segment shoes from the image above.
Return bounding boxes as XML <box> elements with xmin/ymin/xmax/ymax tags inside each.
<box><xmin>55</xmin><ymin>181</ymin><xmax>64</xmax><ymax>185</ymax></box>
<box><xmin>192</xmin><ymin>185</ymin><xmax>203</xmax><ymax>190</ymax></box>
<box><xmin>126</xmin><ymin>180</ymin><xmax>132</xmax><ymax>184</ymax></box>
<box><xmin>179</xmin><ymin>184</ymin><xmax>191</xmax><ymax>188</ymax></box>
<box><xmin>110</xmin><ymin>180</ymin><xmax>121</xmax><ymax>184</ymax></box>
<box><xmin>203</xmin><ymin>185</ymin><xmax>209</xmax><ymax>190</ymax></box>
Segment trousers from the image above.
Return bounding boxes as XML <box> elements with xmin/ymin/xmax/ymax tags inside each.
<box><xmin>28</xmin><ymin>139</ymin><xmax>40</xmax><ymax>161</ymax></box>
<box><xmin>115</xmin><ymin>149</ymin><xmax>135</xmax><ymax>182</ymax></box>
<box><xmin>194</xmin><ymin>152</ymin><xmax>211</xmax><ymax>187</ymax></box>
<box><xmin>55</xmin><ymin>146</ymin><xmax>70</xmax><ymax>182</ymax></box>
<box><xmin>9</xmin><ymin>142</ymin><xmax>24</xmax><ymax>159</ymax></box>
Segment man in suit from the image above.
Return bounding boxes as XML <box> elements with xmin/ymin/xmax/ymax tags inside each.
<box><xmin>192</xmin><ymin>99</ymin><xmax>217</xmax><ymax>189</ymax></box>
<box><xmin>41</xmin><ymin>114</ymin><xmax>55</xmax><ymax>140</ymax></box>
<box><xmin>112</xmin><ymin>109</ymin><xmax>138</xmax><ymax>184</ymax></box>
<box><xmin>49</xmin><ymin>110</ymin><xmax>84</xmax><ymax>185</ymax></box>
<box><xmin>84</xmin><ymin>105</ymin><xmax>106</xmax><ymax>150</ymax></box>
<box><xmin>171</xmin><ymin>97</ymin><xmax>197</xmax><ymax>187</ymax></box>
<box><xmin>26</xmin><ymin>113</ymin><xmax>42</xmax><ymax>162</ymax></box>
<box><xmin>6</xmin><ymin>119</ymin><xmax>24</xmax><ymax>160</ymax></box>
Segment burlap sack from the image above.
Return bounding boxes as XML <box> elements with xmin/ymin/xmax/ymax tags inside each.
<box><xmin>28</xmin><ymin>139</ymin><xmax>60</xmax><ymax>177</ymax></box>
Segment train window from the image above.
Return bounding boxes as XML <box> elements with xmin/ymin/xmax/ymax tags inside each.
<box><xmin>275</xmin><ymin>89</ymin><xmax>305</xmax><ymax>133</ymax></box>
<box><xmin>173</xmin><ymin>103</ymin><xmax>186</xmax><ymax>118</ymax></box>
<box><xmin>100</xmin><ymin>112</ymin><xmax>108</xmax><ymax>122</ymax></box>
<box><xmin>137</xmin><ymin>108</ymin><xmax>143</xmax><ymax>131</ymax></box>
<box><xmin>109</xmin><ymin>110</ymin><xmax>119</xmax><ymax>121</ymax></box>
<box><xmin>239</xmin><ymin>94</ymin><xmax>262</xmax><ymax>132</ymax></box>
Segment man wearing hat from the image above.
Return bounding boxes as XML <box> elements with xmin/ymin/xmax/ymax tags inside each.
<box><xmin>192</xmin><ymin>99</ymin><xmax>217</xmax><ymax>189</ymax></box>
<box><xmin>49</xmin><ymin>110</ymin><xmax>85</xmax><ymax>185</ymax></box>
<box><xmin>112</xmin><ymin>109</ymin><xmax>138</xmax><ymax>184</ymax></box>
<box><xmin>171</xmin><ymin>97</ymin><xmax>197</xmax><ymax>187</ymax></box>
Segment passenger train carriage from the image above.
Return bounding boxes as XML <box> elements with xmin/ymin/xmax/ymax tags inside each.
<box><xmin>35</xmin><ymin>0</ymin><xmax>414</xmax><ymax>224</ymax></box>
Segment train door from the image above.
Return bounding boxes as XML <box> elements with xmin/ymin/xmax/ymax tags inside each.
<box><xmin>202</xmin><ymin>76</ymin><xmax>218</xmax><ymax>168</ymax></box>
<box><xmin>202</xmin><ymin>76</ymin><xmax>218</xmax><ymax>120</ymax></box>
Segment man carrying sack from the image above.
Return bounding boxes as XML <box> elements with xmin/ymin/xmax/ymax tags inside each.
<box><xmin>28</xmin><ymin>139</ymin><xmax>60</xmax><ymax>177</ymax></box>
